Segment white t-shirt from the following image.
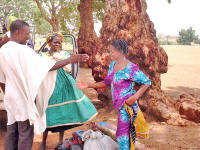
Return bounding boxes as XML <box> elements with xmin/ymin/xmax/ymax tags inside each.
<box><xmin>0</xmin><ymin>41</ymin><xmax>56</xmax><ymax>133</ymax></box>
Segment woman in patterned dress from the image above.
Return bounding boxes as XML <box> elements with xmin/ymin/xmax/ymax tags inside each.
<box><xmin>77</xmin><ymin>39</ymin><xmax>151</xmax><ymax>150</ymax></box>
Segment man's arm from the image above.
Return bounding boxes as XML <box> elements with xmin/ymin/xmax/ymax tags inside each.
<box><xmin>50</xmin><ymin>54</ymin><xmax>89</xmax><ymax>71</ymax></box>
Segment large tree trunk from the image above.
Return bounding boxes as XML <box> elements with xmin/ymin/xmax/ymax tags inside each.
<box><xmin>78</xmin><ymin>0</ymin><xmax>198</xmax><ymax>124</ymax></box>
<box><xmin>78</xmin><ymin>0</ymin><xmax>113</xmax><ymax>108</ymax></box>
<box><xmin>77</xmin><ymin>0</ymin><xmax>99</xmax><ymax>66</ymax></box>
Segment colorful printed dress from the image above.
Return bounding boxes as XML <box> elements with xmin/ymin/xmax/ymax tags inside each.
<box><xmin>40</xmin><ymin>51</ymin><xmax>97</xmax><ymax>132</ymax></box>
<box><xmin>103</xmin><ymin>61</ymin><xmax>151</xmax><ymax>150</ymax></box>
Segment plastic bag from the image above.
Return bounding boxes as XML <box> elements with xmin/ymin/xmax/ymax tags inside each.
<box><xmin>82</xmin><ymin>130</ymin><xmax>118</xmax><ymax>150</ymax></box>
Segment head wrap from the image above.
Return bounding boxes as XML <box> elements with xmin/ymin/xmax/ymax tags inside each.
<box><xmin>111</xmin><ymin>39</ymin><xmax>129</xmax><ymax>55</ymax></box>
<box><xmin>5</xmin><ymin>16</ymin><xmax>17</xmax><ymax>31</ymax></box>
<box><xmin>46</xmin><ymin>32</ymin><xmax>63</xmax><ymax>46</ymax></box>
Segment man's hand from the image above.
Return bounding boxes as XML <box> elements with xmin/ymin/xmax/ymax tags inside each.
<box><xmin>69</xmin><ymin>54</ymin><xmax>89</xmax><ymax>63</ymax></box>
<box><xmin>50</xmin><ymin>54</ymin><xmax>89</xmax><ymax>71</ymax></box>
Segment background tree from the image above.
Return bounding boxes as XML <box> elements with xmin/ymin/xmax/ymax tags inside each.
<box><xmin>34</xmin><ymin>0</ymin><xmax>80</xmax><ymax>32</ymax></box>
<box><xmin>0</xmin><ymin>0</ymin><xmax>105</xmax><ymax>35</ymax></box>
<box><xmin>0</xmin><ymin>0</ymin><xmax>52</xmax><ymax>35</ymax></box>
<box><xmin>0</xmin><ymin>0</ymin><xmax>35</xmax><ymax>26</ymax></box>
<box><xmin>177</xmin><ymin>27</ymin><xmax>199</xmax><ymax>45</ymax></box>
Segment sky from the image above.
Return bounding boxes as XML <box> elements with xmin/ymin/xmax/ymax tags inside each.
<box><xmin>95</xmin><ymin>0</ymin><xmax>200</xmax><ymax>36</ymax></box>
<box><xmin>146</xmin><ymin>0</ymin><xmax>200</xmax><ymax>36</ymax></box>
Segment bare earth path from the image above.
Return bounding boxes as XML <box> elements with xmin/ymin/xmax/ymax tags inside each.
<box><xmin>0</xmin><ymin>45</ymin><xmax>200</xmax><ymax>150</ymax></box>
<box><xmin>161</xmin><ymin>45</ymin><xmax>200</xmax><ymax>99</ymax></box>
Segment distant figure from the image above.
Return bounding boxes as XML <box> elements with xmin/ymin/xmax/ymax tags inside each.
<box><xmin>27</xmin><ymin>38</ymin><xmax>34</xmax><ymax>49</ymax></box>
<box><xmin>2</xmin><ymin>24</ymin><xmax>7</xmax><ymax>34</ymax></box>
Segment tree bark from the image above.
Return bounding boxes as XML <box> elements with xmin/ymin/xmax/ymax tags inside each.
<box><xmin>78</xmin><ymin>0</ymin><xmax>113</xmax><ymax>108</ymax></box>
<box><xmin>77</xmin><ymin>0</ymin><xmax>97</xmax><ymax>57</ymax></box>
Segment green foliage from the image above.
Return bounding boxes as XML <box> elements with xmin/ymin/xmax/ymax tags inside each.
<box><xmin>92</xmin><ymin>0</ymin><xmax>105</xmax><ymax>22</ymax></box>
<box><xmin>63</xmin><ymin>36</ymin><xmax>73</xmax><ymax>44</ymax></box>
<box><xmin>59</xmin><ymin>1</ymin><xmax>80</xmax><ymax>36</ymax></box>
<box><xmin>158</xmin><ymin>40</ymin><xmax>176</xmax><ymax>45</ymax></box>
<box><xmin>0</xmin><ymin>0</ymin><xmax>51</xmax><ymax>35</ymax></box>
<box><xmin>0</xmin><ymin>0</ymin><xmax>105</xmax><ymax>36</ymax></box>
<box><xmin>0</xmin><ymin>0</ymin><xmax>15</xmax><ymax>21</ymax></box>
<box><xmin>177</xmin><ymin>27</ymin><xmax>199</xmax><ymax>45</ymax></box>
<box><xmin>33</xmin><ymin>0</ymin><xmax>82</xmax><ymax>35</ymax></box>
<box><xmin>32</xmin><ymin>9</ymin><xmax>52</xmax><ymax>35</ymax></box>
<box><xmin>194</xmin><ymin>38</ymin><xmax>200</xmax><ymax>44</ymax></box>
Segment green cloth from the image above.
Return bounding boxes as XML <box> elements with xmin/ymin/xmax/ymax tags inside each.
<box><xmin>46</xmin><ymin>68</ymin><xmax>97</xmax><ymax>128</ymax></box>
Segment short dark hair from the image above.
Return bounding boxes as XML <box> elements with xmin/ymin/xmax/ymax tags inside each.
<box><xmin>10</xmin><ymin>20</ymin><xmax>29</xmax><ymax>34</ymax></box>
<box><xmin>112</xmin><ymin>39</ymin><xmax>129</xmax><ymax>55</ymax></box>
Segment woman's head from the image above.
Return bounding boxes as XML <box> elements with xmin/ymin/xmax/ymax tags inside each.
<box><xmin>46</xmin><ymin>32</ymin><xmax>63</xmax><ymax>52</ymax></box>
<box><xmin>110</xmin><ymin>39</ymin><xmax>128</xmax><ymax>60</ymax></box>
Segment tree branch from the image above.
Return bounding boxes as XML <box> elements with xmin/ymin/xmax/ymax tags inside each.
<box><xmin>34</xmin><ymin>0</ymin><xmax>51</xmax><ymax>23</ymax></box>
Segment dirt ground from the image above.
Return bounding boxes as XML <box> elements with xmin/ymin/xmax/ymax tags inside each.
<box><xmin>1</xmin><ymin>45</ymin><xmax>200</xmax><ymax>150</ymax></box>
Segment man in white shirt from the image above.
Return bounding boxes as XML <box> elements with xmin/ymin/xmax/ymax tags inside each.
<box><xmin>0</xmin><ymin>20</ymin><xmax>89</xmax><ymax>150</ymax></box>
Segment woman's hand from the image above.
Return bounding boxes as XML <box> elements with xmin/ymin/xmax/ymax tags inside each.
<box><xmin>125</xmin><ymin>95</ymin><xmax>138</xmax><ymax>106</ymax></box>
<box><xmin>76</xmin><ymin>80</ymin><xmax>88</xmax><ymax>90</ymax></box>
<box><xmin>125</xmin><ymin>84</ymin><xmax>150</xmax><ymax>106</ymax></box>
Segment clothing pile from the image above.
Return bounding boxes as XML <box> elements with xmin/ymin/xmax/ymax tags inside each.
<box><xmin>55</xmin><ymin>122</ymin><xmax>145</xmax><ymax>150</ymax></box>
<box><xmin>55</xmin><ymin>131</ymin><xmax>84</xmax><ymax>150</ymax></box>
<box><xmin>56</xmin><ymin>123</ymin><xmax>119</xmax><ymax>150</ymax></box>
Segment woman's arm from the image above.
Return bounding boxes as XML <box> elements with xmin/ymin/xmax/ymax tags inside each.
<box><xmin>87</xmin><ymin>81</ymin><xmax>106</xmax><ymax>89</ymax></box>
<box><xmin>125</xmin><ymin>84</ymin><xmax>150</xmax><ymax>105</ymax></box>
<box><xmin>76</xmin><ymin>80</ymin><xmax>106</xmax><ymax>90</ymax></box>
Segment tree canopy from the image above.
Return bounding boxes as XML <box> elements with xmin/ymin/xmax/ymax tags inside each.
<box><xmin>0</xmin><ymin>0</ymin><xmax>105</xmax><ymax>36</ymax></box>
<box><xmin>0</xmin><ymin>0</ymin><xmax>173</xmax><ymax>36</ymax></box>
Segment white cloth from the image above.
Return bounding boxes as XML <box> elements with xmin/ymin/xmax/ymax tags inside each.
<box><xmin>82</xmin><ymin>130</ymin><xmax>119</xmax><ymax>150</ymax></box>
<box><xmin>0</xmin><ymin>41</ymin><xmax>56</xmax><ymax>134</ymax></box>
<box><xmin>35</xmin><ymin>70</ymin><xmax>57</xmax><ymax>133</ymax></box>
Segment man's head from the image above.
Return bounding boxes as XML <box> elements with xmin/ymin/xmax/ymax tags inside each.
<box><xmin>10</xmin><ymin>20</ymin><xmax>30</xmax><ymax>45</ymax></box>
